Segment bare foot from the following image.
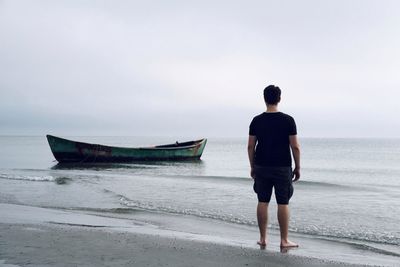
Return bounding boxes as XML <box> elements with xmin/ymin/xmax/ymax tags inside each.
<box><xmin>280</xmin><ymin>240</ymin><xmax>298</xmax><ymax>248</ymax></box>
<box><xmin>257</xmin><ymin>240</ymin><xmax>267</xmax><ymax>247</ymax></box>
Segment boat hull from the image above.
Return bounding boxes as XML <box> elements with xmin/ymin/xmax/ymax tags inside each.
<box><xmin>46</xmin><ymin>135</ymin><xmax>207</xmax><ymax>163</ymax></box>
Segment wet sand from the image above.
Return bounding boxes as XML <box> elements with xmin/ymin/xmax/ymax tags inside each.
<box><xmin>0</xmin><ymin>204</ymin><xmax>370</xmax><ymax>267</ymax></box>
<box><xmin>0</xmin><ymin>223</ymin><xmax>363</xmax><ymax>267</ymax></box>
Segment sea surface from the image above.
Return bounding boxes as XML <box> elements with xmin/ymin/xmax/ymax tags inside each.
<box><xmin>0</xmin><ymin>136</ymin><xmax>399</xmax><ymax>265</ymax></box>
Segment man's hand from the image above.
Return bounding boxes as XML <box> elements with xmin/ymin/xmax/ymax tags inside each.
<box><xmin>292</xmin><ymin>167</ymin><xmax>300</xmax><ymax>182</ymax></box>
<box><xmin>289</xmin><ymin>135</ymin><xmax>301</xmax><ymax>182</ymax></box>
<box><xmin>250</xmin><ymin>167</ymin><xmax>256</xmax><ymax>179</ymax></box>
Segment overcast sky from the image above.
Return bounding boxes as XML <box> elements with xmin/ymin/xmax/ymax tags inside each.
<box><xmin>1</xmin><ymin>0</ymin><xmax>399</xmax><ymax>138</ymax></box>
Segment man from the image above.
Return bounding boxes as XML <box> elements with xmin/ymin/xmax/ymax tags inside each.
<box><xmin>247</xmin><ymin>85</ymin><xmax>301</xmax><ymax>248</ymax></box>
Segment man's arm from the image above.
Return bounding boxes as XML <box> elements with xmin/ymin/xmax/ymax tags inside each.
<box><xmin>289</xmin><ymin>135</ymin><xmax>301</xmax><ymax>181</ymax></box>
<box><xmin>247</xmin><ymin>135</ymin><xmax>257</xmax><ymax>179</ymax></box>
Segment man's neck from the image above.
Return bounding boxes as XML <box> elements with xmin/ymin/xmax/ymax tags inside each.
<box><xmin>266</xmin><ymin>105</ymin><xmax>279</xmax><ymax>113</ymax></box>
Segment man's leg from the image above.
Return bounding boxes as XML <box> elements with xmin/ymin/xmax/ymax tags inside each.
<box><xmin>277</xmin><ymin>204</ymin><xmax>298</xmax><ymax>248</ymax></box>
<box><xmin>257</xmin><ymin>202</ymin><xmax>268</xmax><ymax>246</ymax></box>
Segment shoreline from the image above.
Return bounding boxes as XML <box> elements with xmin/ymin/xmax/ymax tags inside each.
<box><xmin>0</xmin><ymin>223</ymin><xmax>362</xmax><ymax>267</ymax></box>
<box><xmin>1</xmin><ymin>203</ymin><xmax>397</xmax><ymax>266</ymax></box>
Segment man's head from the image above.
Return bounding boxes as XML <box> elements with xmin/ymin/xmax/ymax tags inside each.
<box><xmin>263</xmin><ymin>85</ymin><xmax>281</xmax><ymax>105</ymax></box>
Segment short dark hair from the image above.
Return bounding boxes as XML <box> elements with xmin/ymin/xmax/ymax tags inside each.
<box><xmin>263</xmin><ymin>85</ymin><xmax>281</xmax><ymax>105</ymax></box>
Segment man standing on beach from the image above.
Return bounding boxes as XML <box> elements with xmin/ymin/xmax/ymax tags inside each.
<box><xmin>247</xmin><ymin>85</ymin><xmax>301</xmax><ymax>248</ymax></box>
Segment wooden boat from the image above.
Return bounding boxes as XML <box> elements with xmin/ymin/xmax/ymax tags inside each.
<box><xmin>46</xmin><ymin>135</ymin><xmax>207</xmax><ymax>163</ymax></box>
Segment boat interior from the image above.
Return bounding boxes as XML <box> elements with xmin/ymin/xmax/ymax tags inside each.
<box><xmin>155</xmin><ymin>139</ymin><xmax>203</xmax><ymax>148</ymax></box>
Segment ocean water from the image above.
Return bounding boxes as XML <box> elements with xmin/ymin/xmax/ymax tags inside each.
<box><xmin>0</xmin><ymin>136</ymin><xmax>399</xmax><ymax>264</ymax></box>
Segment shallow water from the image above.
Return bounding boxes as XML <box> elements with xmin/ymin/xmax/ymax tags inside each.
<box><xmin>0</xmin><ymin>136</ymin><xmax>399</xmax><ymax>264</ymax></box>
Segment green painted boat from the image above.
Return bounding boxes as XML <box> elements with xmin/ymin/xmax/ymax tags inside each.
<box><xmin>46</xmin><ymin>135</ymin><xmax>207</xmax><ymax>163</ymax></box>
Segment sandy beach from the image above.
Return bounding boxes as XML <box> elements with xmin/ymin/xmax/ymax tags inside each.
<box><xmin>0</xmin><ymin>203</ymin><xmax>372</xmax><ymax>267</ymax></box>
<box><xmin>1</xmin><ymin>222</ymin><xmax>361</xmax><ymax>267</ymax></box>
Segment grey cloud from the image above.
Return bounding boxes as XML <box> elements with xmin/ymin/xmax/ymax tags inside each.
<box><xmin>1</xmin><ymin>0</ymin><xmax>400</xmax><ymax>137</ymax></box>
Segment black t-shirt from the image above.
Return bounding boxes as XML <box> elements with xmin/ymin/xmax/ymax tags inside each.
<box><xmin>249</xmin><ymin>112</ymin><xmax>297</xmax><ymax>167</ymax></box>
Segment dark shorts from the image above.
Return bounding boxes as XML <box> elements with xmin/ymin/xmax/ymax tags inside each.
<box><xmin>253</xmin><ymin>166</ymin><xmax>293</xmax><ymax>205</ymax></box>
